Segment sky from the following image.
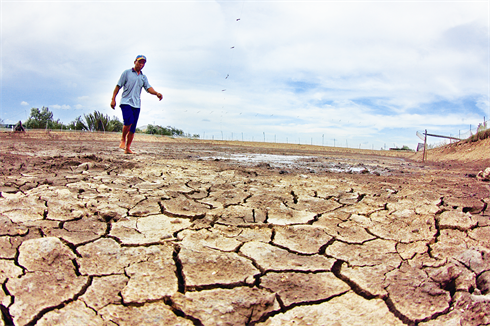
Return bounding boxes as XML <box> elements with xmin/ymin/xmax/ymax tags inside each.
<box><xmin>1</xmin><ymin>0</ymin><xmax>489</xmax><ymax>150</ymax></box>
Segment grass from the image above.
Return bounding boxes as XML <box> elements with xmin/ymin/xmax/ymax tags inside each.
<box><xmin>465</xmin><ymin>129</ymin><xmax>490</xmax><ymax>143</ymax></box>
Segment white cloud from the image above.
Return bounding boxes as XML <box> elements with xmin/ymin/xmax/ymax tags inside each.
<box><xmin>51</xmin><ymin>105</ymin><xmax>71</xmax><ymax>110</ymax></box>
<box><xmin>21</xmin><ymin>101</ymin><xmax>28</xmax><ymax>106</ymax></box>
<box><xmin>1</xmin><ymin>1</ymin><xmax>488</xmax><ymax>150</ymax></box>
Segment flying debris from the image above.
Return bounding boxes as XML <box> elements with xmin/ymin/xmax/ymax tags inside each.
<box><xmin>220</xmin><ymin>6</ymin><xmax>244</xmax><ymax>112</ymax></box>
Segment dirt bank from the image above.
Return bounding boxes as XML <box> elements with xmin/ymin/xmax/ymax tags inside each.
<box><xmin>412</xmin><ymin>136</ymin><xmax>490</xmax><ymax>168</ymax></box>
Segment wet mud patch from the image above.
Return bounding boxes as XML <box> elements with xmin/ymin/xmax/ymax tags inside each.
<box><xmin>199</xmin><ymin>152</ymin><xmax>412</xmax><ymax>176</ymax></box>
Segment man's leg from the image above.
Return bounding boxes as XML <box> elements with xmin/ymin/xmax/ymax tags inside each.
<box><xmin>124</xmin><ymin>107</ymin><xmax>140</xmax><ymax>154</ymax></box>
<box><xmin>120</xmin><ymin>125</ymin><xmax>131</xmax><ymax>149</ymax></box>
<box><xmin>120</xmin><ymin>105</ymin><xmax>135</xmax><ymax>150</ymax></box>
<box><xmin>125</xmin><ymin>132</ymin><xmax>135</xmax><ymax>154</ymax></box>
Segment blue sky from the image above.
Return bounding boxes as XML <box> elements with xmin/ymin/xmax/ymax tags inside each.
<box><xmin>1</xmin><ymin>0</ymin><xmax>489</xmax><ymax>150</ymax></box>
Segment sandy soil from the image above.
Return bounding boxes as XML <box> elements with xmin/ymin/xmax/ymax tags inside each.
<box><xmin>0</xmin><ymin>130</ymin><xmax>489</xmax><ymax>326</ymax></box>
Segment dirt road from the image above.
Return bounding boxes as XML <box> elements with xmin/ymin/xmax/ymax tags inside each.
<box><xmin>1</xmin><ymin>131</ymin><xmax>489</xmax><ymax>325</ymax></box>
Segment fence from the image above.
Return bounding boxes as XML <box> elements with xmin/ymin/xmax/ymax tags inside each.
<box><xmin>416</xmin><ymin>118</ymin><xmax>488</xmax><ymax>161</ymax></box>
<box><xmin>456</xmin><ymin>121</ymin><xmax>487</xmax><ymax>140</ymax></box>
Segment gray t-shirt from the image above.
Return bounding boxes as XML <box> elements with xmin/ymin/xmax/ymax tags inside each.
<box><xmin>117</xmin><ymin>68</ymin><xmax>152</xmax><ymax>108</ymax></box>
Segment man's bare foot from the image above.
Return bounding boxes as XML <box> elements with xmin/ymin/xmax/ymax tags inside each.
<box><xmin>119</xmin><ymin>140</ymin><xmax>126</xmax><ymax>149</ymax></box>
<box><xmin>124</xmin><ymin>148</ymin><xmax>134</xmax><ymax>154</ymax></box>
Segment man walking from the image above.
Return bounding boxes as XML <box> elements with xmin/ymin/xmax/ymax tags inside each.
<box><xmin>111</xmin><ymin>55</ymin><xmax>163</xmax><ymax>154</ymax></box>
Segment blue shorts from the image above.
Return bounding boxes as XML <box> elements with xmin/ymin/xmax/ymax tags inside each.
<box><xmin>120</xmin><ymin>104</ymin><xmax>140</xmax><ymax>134</ymax></box>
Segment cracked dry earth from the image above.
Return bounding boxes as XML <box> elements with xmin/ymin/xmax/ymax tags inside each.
<box><xmin>1</xmin><ymin>133</ymin><xmax>490</xmax><ymax>326</ymax></box>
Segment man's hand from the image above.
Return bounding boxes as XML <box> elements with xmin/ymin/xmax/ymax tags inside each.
<box><xmin>111</xmin><ymin>86</ymin><xmax>120</xmax><ymax>110</ymax></box>
<box><xmin>148</xmin><ymin>87</ymin><xmax>163</xmax><ymax>101</ymax></box>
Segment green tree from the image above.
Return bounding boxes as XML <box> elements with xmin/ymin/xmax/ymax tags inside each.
<box><xmin>145</xmin><ymin>124</ymin><xmax>185</xmax><ymax>136</ymax></box>
<box><xmin>67</xmin><ymin>116</ymin><xmax>87</xmax><ymax>130</ymax></box>
<box><xmin>108</xmin><ymin>116</ymin><xmax>123</xmax><ymax>132</ymax></box>
<box><xmin>169</xmin><ymin>126</ymin><xmax>184</xmax><ymax>136</ymax></box>
<box><xmin>69</xmin><ymin>111</ymin><xmax>123</xmax><ymax>132</ymax></box>
<box><xmin>146</xmin><ymin>124</ymin><xmax>160</xmax><ymax>135</ymax></box>
<box><xmin>84</xmin><ymin>111</ymin><xmax>103</xmax><ymax>131</ymax></box>
<box><xmin>83</xmin><ymin>111</ymin><xmax>107</xmax><ymax>131</ymax></box>
<box><xmin>25</xmin><ymin>107</ymin><xmax>62</xmax><ymax>129</ymax></box>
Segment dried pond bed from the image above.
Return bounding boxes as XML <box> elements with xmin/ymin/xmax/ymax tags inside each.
<box><xmin>0</xmin><ymin>132</ymin><xmax>489</xmax><ymax>326</ymax></box>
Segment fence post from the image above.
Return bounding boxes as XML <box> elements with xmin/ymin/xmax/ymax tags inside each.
<box><xmin>423</xmin><ymin>129</ymin><xmax>427</xmax><ymax>162</ymax></box>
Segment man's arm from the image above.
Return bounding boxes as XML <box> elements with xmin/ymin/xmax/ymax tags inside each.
<box><xmin>147</xmin><ymin>87</ymin><xmax>163</xmax><ymax>101</ymax></box>
<box><xmin>111</xmin><ymin>85</ymin><xmax>121</xmax><ymax>109</ymax></box>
